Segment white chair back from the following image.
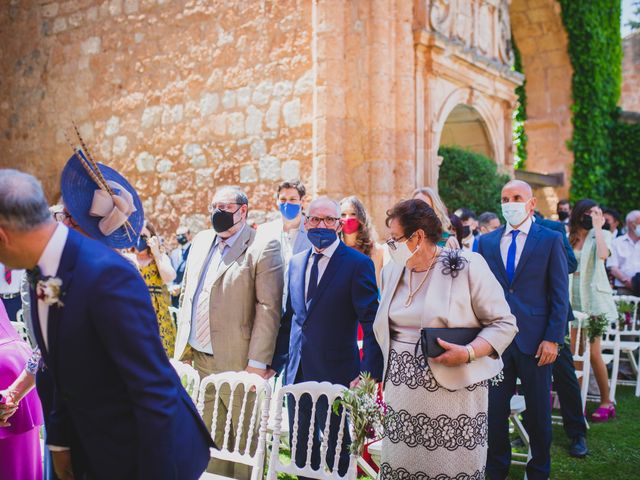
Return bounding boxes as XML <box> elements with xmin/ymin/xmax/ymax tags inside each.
<box><xmin>571</xmin><ymin>311</ymin><xmax>592</xmax><ymax>411</ymax></box>
<box><xmin>613</xmin><ymin>295</ymin><xmax>640</xmax><ymax>397</ymax></box>
<box><xmin>169</xmin><ymin>359</ymin><xmax>200</xmax><ymax>404</ymax></box>
<box><xmin>266</xmin><ymin>381</ymin><xmax>357</xmax><ymax>480</ymax></box>
<box><xmin>197</xmin><ymin>371</ymin><xmax>272</xmax><ymax>480</ymax></box>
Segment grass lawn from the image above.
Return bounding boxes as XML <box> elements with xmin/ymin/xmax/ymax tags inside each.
<box><xmin>510</xmin><ymin>385</ymin><xmax>640</xmax><ymax>479</ymax></box>
<box><xmin>275</xmin><ymin>386</ymin><xmax>640</xmax><ymax>479</ymax></box>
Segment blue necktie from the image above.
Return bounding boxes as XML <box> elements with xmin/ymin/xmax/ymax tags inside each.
<box><xmin>306</xmin><ymin>253</ymin><xmax>322</xmax><ymax>303</ymax></box>
<box><xmin>506</xmin><ymin>230</ymin><xmax>520</xmax><ymax>284</ymax></box>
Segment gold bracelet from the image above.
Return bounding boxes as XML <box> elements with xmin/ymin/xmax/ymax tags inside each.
<box><xmin>465</xmin><ymin>344</ymin><xmax>476</xmax><ymax>363</ymax></box>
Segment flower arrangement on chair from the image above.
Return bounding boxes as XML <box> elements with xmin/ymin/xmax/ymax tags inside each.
<box><xmin>332</xmin><ymin>372</ymin><xmax>387</xmax><ymax>456</ymax></box>
<box><xmin>616</xmin><ymin>300</ymin><xmax>634</xmax><ymax>331</ymax></box>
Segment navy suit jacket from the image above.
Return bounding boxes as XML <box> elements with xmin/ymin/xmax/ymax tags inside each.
<box><xmin>477</xmin><ymin>221</ymin><xmax>569</xmax><ymax>355</ymax></box>
<box><xmin>271</xmin><ymin>242</ymin><xmax>383</xmax><ymax>386</ymax></box>
<box><xmin>31</xmin><ymin>229</ymin><xmax>212</xmax><ymax>480</ymax></box>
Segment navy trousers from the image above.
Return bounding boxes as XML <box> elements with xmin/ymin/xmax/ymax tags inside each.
<box><xmin>553</xmin><ymin>342</ymin><xmax>587</xmax><ymax>439</ymax></box>
<box><xmin>487</xmin><ymin>343</ymin><xmax>553</xmax><ymax>480</ymax></box>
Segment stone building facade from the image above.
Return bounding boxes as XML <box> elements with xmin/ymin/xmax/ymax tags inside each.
<box><xmin>0</xmin><ymin>0</ymin><xmax>575</xmax><ymax>236</ymax></box>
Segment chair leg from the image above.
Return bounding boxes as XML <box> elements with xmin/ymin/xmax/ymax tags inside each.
<box><xmin>610</xmin><ymin>340</ymin><xmax>621</xmax><ymax>403</ymax></box>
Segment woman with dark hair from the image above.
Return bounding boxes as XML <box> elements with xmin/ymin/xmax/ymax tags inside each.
<box><xmin>339</xmin><ymin>196</ymin><xmax>385</xmax><ymax>286</ymax></box>
<box><xmin>131</xmin><ymin>222</ymin><xmax>177</xmax><ymax>357</ymax></box>
<box><xmin>568</xmin><ymin>199</ymin><xmax>617</xmax><ymax>422</ymax></box>
<box><xmin>373</xmin><ymin>199</ymin><xmax>517</xmax><ymax>478</ymax></box>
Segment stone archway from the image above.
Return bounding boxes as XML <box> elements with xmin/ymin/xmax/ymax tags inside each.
<box><xmin>440</xmin><ymin>104</ymin><xmax>495</xmax><ymax>159</ymax></box>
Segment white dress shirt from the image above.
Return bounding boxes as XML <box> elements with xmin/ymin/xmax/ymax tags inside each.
<box><xmin>35</xmin><ymin>224</ymin><xmax>69</xmax><ymax>352</ymax></box>
<box><xmin>304</xmin><ymin>237</ymin><xmax>340</xmax><ymax>299</ymax></box>
<box><xmin>0</xmin><ymin>264</ymin><xmax>25</xmax><ymax>295</ymax></box>
<box><xmin>500</xmin><ymin>216</ymin><xmax>532</xmax><ymax>269</ymax></box>
<box><xmin>607</xmin><ymin>234</ymin><xmax>640</xmax><ymax>287</ymax></box>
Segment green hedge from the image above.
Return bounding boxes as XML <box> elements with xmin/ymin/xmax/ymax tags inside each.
<box><xmin>606</xmin><ymin>116</ymin><xmax>640</xmax><ymax>214</ymax></box>
<box><xmin>438</xmin><ymin>146</ymin><xmax>510</xmax><ymax>215</ymax></box>
<box><xmin>558</xmin><ymin>0</ymin><xmax>622</xmax><ymax>204</ymax></box>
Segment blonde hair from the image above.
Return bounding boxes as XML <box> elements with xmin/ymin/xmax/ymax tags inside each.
<box><xmin>412</xmin><ymin>187</ymin><xmax>452</xmax><ymax>232</ymax></box>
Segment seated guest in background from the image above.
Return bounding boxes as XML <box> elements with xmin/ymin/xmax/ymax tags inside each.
<box><xmin>602</xmin><ymin>207</ymin><xmax>623</xmax><ymax>237</ymax></box>
<box><xmin>174</xmin><ymin>186</ymin><xmax>283</xmax><ymax>477</ymax></box>
<box><xmin>557</xmin><ymin>198</ymin><xmax>571</xmax><ymax>228</ymax></box>
<box><xmin>131</xmin><ymin>222</ymin><xmax>177</xmax><ymax>357</ymax></box>
<box><xmin>0</xmin><ymin>302</ymin><xmax>44</xmax><ymax>480</ymax></box>
<box><xmin>169</xmin><ymin>226</ymin><xmax>192</xmax><ymax>308</ymax></box>
<box><xmin>412</xmin><ymin>187</ymin><xmax>459</xmax><ymax>249</ymax></box>
<box><xmin>455</xmin><ymin>207</ymin><xmax>478</xmax><ymax>252</ymax></box>
<box><xmin>569</xmin><ymin>200</ymin><xmax>618</xmax><ymax>422</ymax></box>
<box><xmin>479</xmin><ymin>180</ymin><xmax>569</xmax><ymax>480</ymax></box>
<box><xmin>0</xmin><ymin>262</ymin><xmax>25</xmax><ymax>322</ymax></box>
<box><xmin>0</xmin><ymin>168</ymin><xmax>212</xmax><ymax>480</ymax></box>
<box><xmin>339</xmin><ymin>195</ymin><xmax>385</xmax><ymax>286</ymax></box>
<box><xmin>374</xmin><ymin>199</ymin><xmax>516</xmax><ymax>479</ymax></box>
<box><xmin>271</xmin><ymin>197</ymin><xmax>383</xmax><ymax>478</ymax></box>
<box><xmin>608</xmin><ymin>210</ymin><xmax>640</xmax><ymax>295</ymax></box>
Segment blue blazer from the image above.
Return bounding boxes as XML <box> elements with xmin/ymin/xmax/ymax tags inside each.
<box><xmin>477</xmin><ymin>221</ymin><xmax>569</xmax><ymax>355</ymax></box>
<box><xmin>271</xmin><ymin>242</ymin><xmax>383</xmax><ymax>386</ymax></box>
<box><xmin>30</xmin><ymin>230</ymin><xmax>212</xmax><ymax>480</ymax></box>
<box><xmin>535</xmin><ymin>216</ymin><xmax>577</xmax><ymax>274</ymax></box>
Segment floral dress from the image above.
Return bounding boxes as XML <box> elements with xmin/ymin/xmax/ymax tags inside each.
<box><xmin>140</xmin><ymin>261</ymin><xmax>176</xmax><ymax>357</ymax></box>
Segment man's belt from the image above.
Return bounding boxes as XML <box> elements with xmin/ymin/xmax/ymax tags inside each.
<box><xmin>0</xmin><ymin>292</ymin><xmax>20</xmax><ymax>300</ymax></box>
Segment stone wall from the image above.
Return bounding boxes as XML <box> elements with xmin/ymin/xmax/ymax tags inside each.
<box><xmin>0</xmin><ymin>0</ymin><xmax>313</xmax><ymax>235</ymax></box>
<box><xmin>621</xmin><ymin>31</ymin><xmax>640</xmax><ymax>113</ymax></box>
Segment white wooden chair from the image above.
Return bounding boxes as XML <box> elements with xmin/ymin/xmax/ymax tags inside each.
<box><xmin>266</xmin><ymin>373</ymin><xmax>289</xmax><ymax>448</ymax></box>
<box><xmin>509</xmin><ymin>394</ymin><xmax>530</xmax><ymax>466</ymax></box>
<box><xmin>169</xmin><ymin>358</ymin><xmax>200</xmax><ymax>404</ymax></box>
<box><xmin>571</xmin><ymin>311</ymin><xmax>593</xmax><ymax>411</ymax></box>
<box><xmin>612</xmin><ymin>295</ymin><xmax>640</xmax><ymax>397</ymax></box>
<box><xmin>197</xmin><ymin>371</ymin><xmax>272</xmax><ymax>480</ymax></box>
<box><xmin>266</xmin><ymin>381</ymin><xmax>357</xmax><ymax>480</ymax></box>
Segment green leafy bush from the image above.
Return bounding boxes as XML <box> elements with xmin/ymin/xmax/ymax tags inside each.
<box><xmin>607</xmin><ymin>116</ymin><xmax>640</xmax><ymax>215</ymax></box>
<box><xmin>437</xmin><ymin>146</ymin><xmax>510</xmax><ymax>215</ymax></box>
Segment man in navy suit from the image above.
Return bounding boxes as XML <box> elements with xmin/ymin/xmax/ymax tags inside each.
<box><xmin>478</xmin><ymin>180</ymin><xmax>569</xmax><ymax>480</ymax></box>
<box><xmin>0</xmin><ymin>169</ymin><xmax>213</xmax><ymax>480</ymax></box>
<box><xmin>271</xmin><ymin>196</ymin><xmax>383</xmax><ymax>476</ymax></box>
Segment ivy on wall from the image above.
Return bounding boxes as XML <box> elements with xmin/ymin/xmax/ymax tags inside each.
<box><xmin>512</xmin><ymin>37</ymin><xmax>527</xmax><ymax>170</ymax></box>
<box><xmin>606</xmin><ymin>114</ymin><xmax>640</xmax><ymax>215</ymax></box>
<box><xmin>557</xmin><ymin>0</ymin><xmax>622</xmax><ymax>204</ymax></box>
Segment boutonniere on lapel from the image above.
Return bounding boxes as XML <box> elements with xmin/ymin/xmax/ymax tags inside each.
<box><xmin>28</xmin><ymin>267</ymin><xmax>65</xmax><ymax>308</ymax></box>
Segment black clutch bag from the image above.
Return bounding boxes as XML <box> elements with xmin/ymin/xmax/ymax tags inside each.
<box><xmin>414</xmin><ymin>327</ymin><xmax>482</xmax><ymax>363</ymax></box>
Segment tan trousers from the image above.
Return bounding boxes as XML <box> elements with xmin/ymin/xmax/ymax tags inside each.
<box><xmin>193</xmin><ymin>350</ymin><xmax>257</xmax><ymax>479</ymax></box>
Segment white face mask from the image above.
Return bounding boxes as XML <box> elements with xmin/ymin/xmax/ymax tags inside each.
<box><xmin>501</xmin><ymin>201</ymin><xmax>529</xmax><ymax>227</ymax></box>
<box><xmin>635</xmin><ymin>225</ymin><xmax>640</xmax><ymax>237</ymax></box>
<box><xmin>388</xmin><ymin>233</ymin><xmax>419</xmax><ymax>267</ymax></box>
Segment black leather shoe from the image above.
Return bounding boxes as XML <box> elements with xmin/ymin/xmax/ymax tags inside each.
<box><xmin>569</xmin><ymin>435</ymin><xmax>588</xmax><ymax>458</ymax></box>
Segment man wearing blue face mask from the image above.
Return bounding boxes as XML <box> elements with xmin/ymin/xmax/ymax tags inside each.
<box><xmin>258</xmin><ymin>180</ymin><xmax>312</xmax><ymax>266</ymax></box>
<box><xmin>478</xmin><ymin>180</ymin><xmax>569</xmax><ymax>480</ymax></box>
<box><xmin>270</xmin><ymin>196</ymin><xmax>383</xmax><ymax>478</ymax></box>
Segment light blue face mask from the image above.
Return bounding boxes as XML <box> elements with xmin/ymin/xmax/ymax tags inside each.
<box><xmin>278</xmin><ymin>202</ymin><xmax>301</xmax><ymax>221</ymax></box>
<box><xmin>635</xmin><ymin>225</ymin><xmax>640</xmax><ymax>237</ymax></box>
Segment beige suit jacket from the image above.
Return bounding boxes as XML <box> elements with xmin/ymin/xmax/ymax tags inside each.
<box><xmin>174</xmin><ymin>225</ymin><xmax>284</xmax><ymax>370</ymax></box>
<box><xmin>373</xmin><ymin>250</ymin><xmax>517</xmax><ymax>390</ymax></box>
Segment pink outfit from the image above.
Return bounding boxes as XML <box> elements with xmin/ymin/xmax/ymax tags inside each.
<box><xmin>0</xmin><ymin>301</ymin><xmax>43</xmax><ymax>480</ymax></box>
